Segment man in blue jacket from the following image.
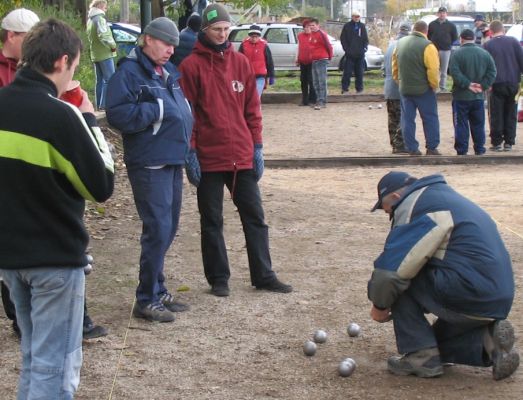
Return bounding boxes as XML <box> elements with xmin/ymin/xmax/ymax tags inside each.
<box><xmin>368</xmin><ymin>171</ymin><xmax>519</xmax><ymax>380</ymax></box>
<box><xmin>106</xmin><ymin>17</ymin><xmax>193</xmax><ymax>323</ymax></box>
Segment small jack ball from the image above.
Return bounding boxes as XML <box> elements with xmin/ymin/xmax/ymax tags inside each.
<box><xmin>347</xmin><ymin>322</ymin><xmax>361</xmax><ymax>337</ymax></box>
<box><xmin>313</xmin><ymin>329</ymin><xmax>328</xmax><ymax>344</ymax></box>
<box><xmin>303</xmin><ymin>340</ymin><xmax>317</xmax><ymax>356</ymax></box>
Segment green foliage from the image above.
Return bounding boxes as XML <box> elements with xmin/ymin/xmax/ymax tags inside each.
<box><xmin>228</xmin><ymin>0</ymin><xmax>289</xmax><ymax>11</ymax></box>
<box><xmin>1</xmin><ymin>1</ymin><xmax>97</xmax><ymax>102</ymax></box>
<box><xmin>304</xmin><ymin>6</ymin><xmax>328</xmax><ymax>22</ymax></box>
<box><xmin>266</xmin><ymin>70</ymin><xmax>385</xmax><ymax>93</ymax></box>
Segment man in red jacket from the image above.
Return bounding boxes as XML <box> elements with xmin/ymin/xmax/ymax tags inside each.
<box><xmin>238</xmin><ymin>24</ymin><xmax>275</xmax><ymax>97</ymax></box>
<box><xmin>296</xmin><ymin>19</ymin><xmax>316</xmax><ymax>106</ymax></box>
<box><xmin>179</xmin><ymin>3</ymin><xmax>292</xmax><ymax>297</ymax></box>
<box><xmin>308</xmin><ymin>18</ymin><xmax>333</xmax><ymax>110</ymax></box>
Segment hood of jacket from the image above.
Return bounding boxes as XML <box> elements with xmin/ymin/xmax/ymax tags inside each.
<box><xmin>88</xmin><ymin>7</ymin><xmax>105</xmax><ymax>19</ymax></box>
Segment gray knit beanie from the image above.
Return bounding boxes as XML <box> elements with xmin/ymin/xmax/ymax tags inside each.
<box><xmin>144</xmin><ymin>17</ymin><xmax>179</xmax><ymax>46</ymax></box>
<box><xmin>201</xmin><ymin>3</ymin><xmax>231</xmax><ymax>30</ymax></box>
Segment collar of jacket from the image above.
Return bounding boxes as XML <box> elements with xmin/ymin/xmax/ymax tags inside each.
<box><xmin>123</xmin><ymin>46</ymin><xmax>179</xmax><ymax>81</ymax></box>
<box><xmin>14</xmin><ymin>67</ymin><xmax>58</xmax><ymax>97</ymax></box>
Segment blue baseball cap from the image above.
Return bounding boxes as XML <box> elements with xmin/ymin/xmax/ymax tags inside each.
<box><xmin>371</xmin><ymin>171</ymin><xmax>417</xmax><ymax>211</ymax></box>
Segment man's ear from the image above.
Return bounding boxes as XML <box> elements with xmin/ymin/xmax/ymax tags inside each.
<box><xmin>53</xmin><ymin>54</ymin><xmax>69</xmax><ymax>72</ymax></box>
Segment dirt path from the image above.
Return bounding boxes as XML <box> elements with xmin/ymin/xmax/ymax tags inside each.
<box><xmin>1</xmin><ymin>102</ymin><xmax>522</xmax><ymax>399</ymax></box>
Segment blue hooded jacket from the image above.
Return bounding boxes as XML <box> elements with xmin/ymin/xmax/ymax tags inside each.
<box><xmin>368</xmin><ymin>174</ymin><xmax>514</xmax><ymax>319</ymax></box>
<box><xmin>106</xmin><ymin>46</ymin><xmax>193</xmax><ymax>170</ymax></box>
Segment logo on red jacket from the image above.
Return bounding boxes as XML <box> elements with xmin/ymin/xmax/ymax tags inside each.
<box><xmin>232</xmin><ymin>80</ymin><xmax>245</xmax><ymax>93</ymax></box>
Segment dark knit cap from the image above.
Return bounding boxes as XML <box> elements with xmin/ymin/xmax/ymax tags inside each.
<box><xmin>144</xmin><ymin>17</ymin><xmax>179</xmax><ymax>46</ymax></box>
<box><xmin>201</xmin><ymin>3</ymin><xmax>231</xmax><ymax>30</ymax></box>
<box><xmin>187</xmin><ymin>13</ymin><xmax>202</xmax><ymax>32</ymax></box>
<box><xmin>460</xmin><ymin>29</ymin><xmax>475</xmax><ymax>40</ymax></box>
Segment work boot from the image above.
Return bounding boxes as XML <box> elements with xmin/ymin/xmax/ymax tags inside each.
<box><xmin>256</xmin><ymin>278</ymin><xmax>293</xmax><ymax>293</ymax></box>
<box><xmin>210</xmin><ymin>282</ymin><xmax>230</xmax><ymax>297</ymax></box>
<box><xmin>484</xmin><ymin>319</ymin><xmax>520</xmax><ymax>380</ymax></box>
<box><xmin>159</xmin><ymin>292</ymin><xmax>190</xmax><ymax>312</ymax></box>
<box><xmin>387</xmin><ymin>347</ymin><xmax>443</xmax><ymax>378</ymax></box>
<box><xmin>132</xmin><ymin>301</ymin><xmax>175</xmax><ymax>323</ymax></box>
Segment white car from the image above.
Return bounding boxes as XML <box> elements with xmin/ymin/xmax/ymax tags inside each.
<box><xmin>228</xmin><ymin>23</ymin><xmax>383</xmax><ymax>71</ymax></box>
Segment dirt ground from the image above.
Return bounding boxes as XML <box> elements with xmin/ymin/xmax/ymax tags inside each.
<box><xmin>1</xmin><ymin>100</ymin><xmax>523</xmax><ymax>399</ymax></box>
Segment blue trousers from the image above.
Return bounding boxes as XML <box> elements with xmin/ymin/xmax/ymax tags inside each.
<box><xmin>255</xmin><ymin>77</ymin><xmax>265</xmax><ymax>98</ymax></box>
<box><xmin>452</xmin><ymin>99</ymin><xmax>486</xmax><ymax>155</ymax></box>
<box><xmin>392</xmin><ymin>268</ymin><xmax>492</xmax><ymax>367</ymax></box>
<box><xmin>311</xmin><ymin>59</ymin><xmax>328</xmax><ymax>106</ymax></box>
<box><xmin>127</xmin><ymin>165</ymin><xmax>183</xmax><ymax>306</ymax></box>
<box><xmin>400</xmin><ymin>89</ymin><xmax>440</xmax><ymax>152</ymax></box>
<box><xmin>341</xmin><ymin>55</ymin><xmax>365</xmax><ymax>92</ymax></box>
<box><xmin>1</xmin><ymin>267</ymin><xmax>85</xmax><ymax>400</ymax></box>
<box><xmin>94</xmin><ymin>57</ymin><xmax>115</xmax><ymax>110</ymax></box>
<box><xmin>196</xmin><ymin>170</ymin><xmax>276</xmax><ymax>287</ymax></box>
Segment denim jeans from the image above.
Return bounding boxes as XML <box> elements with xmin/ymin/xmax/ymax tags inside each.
<box><xmin>488</xmin><ymin>83</ymin><xmax>519</xmax><ymax>146</ymax></box>
<box><xmin>255</xmin><ymin>77</ymin><xmax>265</xmax><ymax>98</ymax></box>
<box><xmin>452</xmin><ymin>99</ymin><xmax>486</xmax><ymax>155</ymax></box>
<box><xmin>94</xmin><ymin>57</ymin><xmax>115</xmax><ymax>110</ymax></box>
<box><xmin>391</xmin><ymin>267</ymin><xmax>492</xmax><ymax>367</ymax></box>
<box><xmin>196</xmin><ymin>170</ymin><xmax>276</xmax><ymax>287</ymax></box>
<box><xmin>311</xmin><ymin>59</ymin><xmax>328</xmax><ymax>106</ymax></box>
<box><xmin>400</xmin><ymin>89</ymin><xmax>440</xmax><ymax>152</ymax></box>
<box><xmin>438</xmin><ymin>50</ymin><xmax>451</xmax><ymax>90</ymax></box>
<box><xmin>127</xmin><ymin>165</ymin><xmax>183</xmax><ymax>306</ymax></box>
<box><xmin>341</xmin><ymin>55</ymin><xmax>365</xmax><ymax>92</ymax></box>
<box><xmin>299</xmin><ymin>63</ymin><xmax>316</xmax><ymax>105</ymax></box>
<box><xmin>1</xmin><ymin>267</ymin><xmax>85</xmax><ymax>400</ymax></box>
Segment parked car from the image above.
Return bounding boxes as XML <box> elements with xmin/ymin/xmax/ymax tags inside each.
<box><xmin>109</xmin><ymin>22</ymin><xmax>141</xmax><ymax>56</ymax></box>
<box><xmin>421</xmin><ymin>15</ymin><xmax>475</xmax><ymax>53</ymax></box>
<box><xmin>228</xmin><ymin>23</ymin><xmax>383</xmax><ymax>71</ymax></box>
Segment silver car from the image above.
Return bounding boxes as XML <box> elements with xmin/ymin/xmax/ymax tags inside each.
<box><xmin>230</xmin><ymin>23</ymin><xmax>374</xmax><ymax>71</ymax></box>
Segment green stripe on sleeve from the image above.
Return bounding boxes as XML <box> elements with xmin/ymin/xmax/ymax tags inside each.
<box><xmin>0</xmin><ymin>130</ymin><xmax>97</xmax><ymax>202</ymax></box>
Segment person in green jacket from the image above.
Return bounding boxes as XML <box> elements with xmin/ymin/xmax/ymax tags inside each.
<box><xmin>449</xmin><ymin>29</ymin><xmax>496</xmax><ymax>155</ymax></box>
<box><xmin>87</xmin><ymin>0</ymin><xmax>116</xmax><ymax>110</ymax></box>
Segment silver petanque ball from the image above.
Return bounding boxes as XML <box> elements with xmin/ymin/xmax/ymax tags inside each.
<box><xmin>303</xmin><ymin>340</ymin><xmax>317</xmax><ymax>356</ymax></box>
<box><xmin>86</xmin><ymin>254</ymin><xmax>94</xmax><ymax>264</ymax></box>
<box><xmin>368</xmin><ymin>105</ymin><xmax>373</xmax><ymax>110</ymax></box>
<box><xmin>338</xmin><ymin>359</ymin><xmax>356</xmax><ymax>377</ymax></box>
<box><xmin>84</xmin><ymin>264</ymin><xmax>93</xmax><ymax>275</ymax></box>
<box><xmin>377</xmin><ymin>103</ymin><xmax>383</xmax><ymax>109</ymax></box>
<box><xmin>347</xmin><ymin>322</ymin><xmax>361</xmax><ymax>337</ymax></box>
<box><xmin>313</xmin><ymin>329</ymin><xmax>328</xmax><ymax>344</ymax></box>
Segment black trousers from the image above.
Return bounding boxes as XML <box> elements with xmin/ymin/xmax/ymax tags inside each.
<box><xmin>197</xmin><ymin>170</ymin><xmax>276</xmax><ymax>287</ymax></box>
<box><xmin>489</xmin><ymin>83</ymin><xmax>519</xmax><ymax>146</ymax></box>
<box><xmin>300</xmin><ymin>63</ymin><xmax>316</xmax><ymax>105</ymax></box>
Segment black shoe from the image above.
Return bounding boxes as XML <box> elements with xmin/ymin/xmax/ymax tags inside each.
<box><xmin>256</xmin><ymin>278</ymin><xmax>293</xmax><ymax>293</ymax></box>
<box><xmin>83</xmin><ymin>323</ymin><xmax>109</xmax><ymax>340</ymax></box>
<box><xmin>210</xmin><ymin>283</ymin><xmax>230</xmax><ymax>297</ymax></box>
<box><xmin>426</xmin><ymin>148</ymin><xmax>442</xmax><ymax>156</ymax></box>
<box><xmin>159</xmin><ymin>292</ymin><xmax>190</xmax><ymax>312</ymax></box>
<box><xmin>392</xmin><ymin>147</ymin><xmax>409</xmax><ymax>154</ymax></box>
<box><xmin>132</xmin><ymin>301</ymin><xmax>175</xmax><ymax>322</ymax></box>
<box><xmin>409</xmin><ymin>149</ymin><xmax>422</xmax><ymax>156</ymax></box>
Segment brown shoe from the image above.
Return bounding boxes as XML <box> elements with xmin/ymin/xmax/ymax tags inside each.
<box><xmin>426</xmin><ymin>148</ymin><xmax>442</xmax><ymax>156</ymax></box>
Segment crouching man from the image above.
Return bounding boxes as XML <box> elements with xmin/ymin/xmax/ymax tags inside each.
<box><xmin>368</xmin><ymin>171</ymin><xmax>519</xmax><ymax>380</ymax></box>
<box><xmin>0</xmin><ymin>18</ymin><xmax>114</xmax><ymax>398</ymax></box>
